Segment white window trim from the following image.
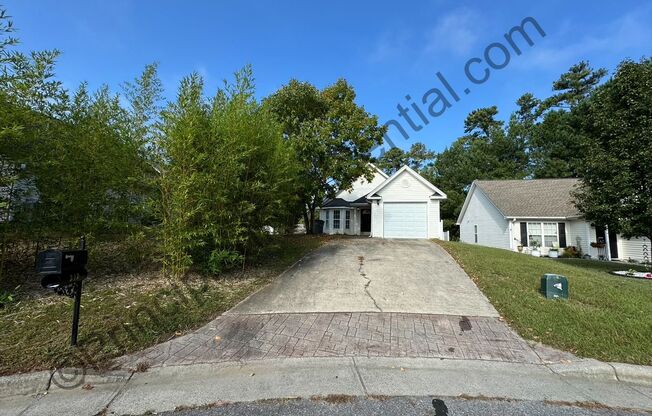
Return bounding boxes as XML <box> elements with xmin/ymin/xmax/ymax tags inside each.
<box><xmin>333</xmin><ymin>210</ymin><xmax>341</xmax><ymax>229</ymax></box>
<box><xmin>325</xmin><ymin>210</ymin><xmax>330</xmax><ymax>229</ymax></box>
<box><xmin>345</xmin><ymin>210</ymin><xmax>351</xmax><ymax>229</ymax></box>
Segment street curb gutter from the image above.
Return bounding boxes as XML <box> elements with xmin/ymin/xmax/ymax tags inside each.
<box><xmin>2</xmin><ymin>359</ymin><xmax>652</xmax><ymax>400</ymax></box>
<box><xmin>0</xmin><ymin>370</ymin><xmax>53</xmax><ymax>398</ymax></box>
<box><xmin>610</xmin><ymin>362</ymin><xmax>652</xmax><ymax>386</ymax></box>
<box><xmin>547</xmin><ymin>360</ymin><xmax>652</xmax><ymax>386</ymax></box>
<box><xmin>0</xmin><ymin>369</ymin><xmax>133</xmax><ymax>398</ymax></box>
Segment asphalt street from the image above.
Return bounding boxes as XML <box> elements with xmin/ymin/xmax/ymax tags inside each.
<box><xmin>161</xmin><ymin>396</ymin><xmax>650</xmax><ymax>416</ymax></box>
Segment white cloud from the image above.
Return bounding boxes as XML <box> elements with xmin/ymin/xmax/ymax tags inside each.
<box><xmin>517</xmin><ymin>6</ymin><xmax>652</xmax><ymax>70</ymax></box>
<box><xmin>424</xmin><ymin>8</ymin><xmax>482</xmax><ymax>56</ymax></box>
<box><xmin>368</xmin><ymin>30</ymin><xmax>411</xmax><ymax>63</ymax></box>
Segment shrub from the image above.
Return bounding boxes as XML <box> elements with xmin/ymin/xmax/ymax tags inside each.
<box><xmin>206</xmin><ymin>249</ymin><xmax>243</xmax><ymax>274</ymax></box>
<box><xmin>560</xmin><ymin>246</ymin><xmax>581</xmax><ymax>258</ymax></box>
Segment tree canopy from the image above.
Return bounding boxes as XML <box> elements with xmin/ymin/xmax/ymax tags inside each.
<box><xmin>265</xmin><ymin>79</ymin><xmax>385</xmax><ymax>231</ymax></box>
<box><xmin>574</xmin><ymin>58</ymin><xmax>652</xmax><ymax>242</ymax></box>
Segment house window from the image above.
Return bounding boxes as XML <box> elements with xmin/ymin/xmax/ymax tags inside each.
<box><xmin>333</xmin><ymin>210</ymin><xmax>341</xmax><ymax>229</ymax></box>
<box><xmin>345</xmin><ymin>211</ymin><xmax>350</xmax><ymax>229</ymax></box>
<box><xmin>474</xmin><ymin>225</ymin><xmax>478</xmax><ymax>243</ymax></box>
<box><xmin>528</xmin><ymin>222</ymin><xmax>542</xmax><ymax>247</ymax></box>
<box><xmin>325</xmin><ymin>210</ymin><xmax>329</xmax><ymax>229</ymax></box>
<box><xmin>543</xmin><ymin>222</ymin><xmax>558</xmax><ymax>248</ymax></box>
<box><xmin>528</xmin><ymin>222</ymin><xmax>559</xmax><ymax>248</ymax></box>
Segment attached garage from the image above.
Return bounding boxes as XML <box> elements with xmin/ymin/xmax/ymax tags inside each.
<box><xmin>366</xmin><ymin>165</ymin><xmax>447</xmax><ymax>240</ymax></box>
<box><xmin>383</xmin><ymin>202</ymin><xmax>427</xmax><ymax>238</ymax></box>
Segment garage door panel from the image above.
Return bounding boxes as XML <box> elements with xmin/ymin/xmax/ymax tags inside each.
<box><xmin>383</xmin><ymin>202</ymin><xmax>427</xmax><ymax>238</ymax></box>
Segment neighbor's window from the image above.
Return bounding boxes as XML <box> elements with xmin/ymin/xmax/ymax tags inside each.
<box><xmin>325</xmin><ymin>210</ymin><xmax>330</xmax><ymax>229</ymax></box>
<box><xmin>528</xmin><ymin>222</ymin><xmax>559</xmax><ymax>247</ymax></box>
<box><xmin>543</xmin><ymin>222</ymin><xmax>558</xmax><ymax>248</ymax></box>
<box><xmin>474</xmin><ymin>225</ymin><xmax>478</xmax><ymax>243</ymax></box>
<box><xmin>345</xmin><ymin>211</ymin><xmax>350</xmax><ymax>229</ymax></box>
<box><xmin>333</xmin><ymin>210</ymin><xmax>341</xmax><ymax>229</ymax></box>
<box><xmin>528</xmin><ymin>222</ymin><xmax>543</xmax><ymax>246</ymax></box>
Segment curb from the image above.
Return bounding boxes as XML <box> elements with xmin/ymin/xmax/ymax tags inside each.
<box><xmin>610</xmin><ymin>362</ymin><xmax>652</xmax><ymax>386</ymax></box>
<box><xmin>0</xmin><ymin>370</ymin><xmax>53</xmax><ymax>398</ymax></box>
<box><xmin>48</xmin><ymin>368</ymin><xmax>133</xmax><ymax>391</ymax></box>
<box><xmin>547</xmin><ymin>360</ymin><xmax>652</xmax><ymax>387</ymax></box>
<box><xmin>3</xmin><ymin>358</ymin><xmax>652</xmax><ymax>400</ymax></box>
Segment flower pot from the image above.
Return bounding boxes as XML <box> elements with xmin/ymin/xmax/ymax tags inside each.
<box><xmin>549</xmin><ymin>250</ymin><xmax>559</xmax><ymax>258</ymax></box>
<box><xmin>531</xmin><ymin>249</ymin><xmax>541</xmax><ymax>257</ymax></box>
<box><xmin>517</xmin><ymin>245</ymin><xmax>523</xmax><ymax>253</ymax></box>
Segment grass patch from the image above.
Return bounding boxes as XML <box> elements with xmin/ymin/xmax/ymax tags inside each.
<box><xmin>436</xmin><ymin>241</ymin><xmax>652</xmax><ymax>365</ymax></box>
<box><xmin>0</xmin><ymin>234</ymin><xmax>326</xmax><ymax>375</ymax></box>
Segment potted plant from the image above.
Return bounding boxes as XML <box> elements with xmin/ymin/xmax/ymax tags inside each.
<box><xmin>548</xmin><ymin>242</ymin><xmax>559</xmax><ymax>258</ymax></box>
<box><xmin>517</xmin><ymin>244</ymin><xmax>523</xmax><ymax>253</ymax></box>
<box><xmin>530</xmin><ymin>240</ymin><xmax>541</xmax><ymax>257</ymax></box>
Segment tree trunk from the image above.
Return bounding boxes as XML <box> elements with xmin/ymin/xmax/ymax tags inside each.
<box><xmin>303</xmin><ymin>209</ymin><xmax>311</xmax><ymax>234</ymax></box>
<box><xmin>307</xmin><ymin>208</ymin><xmax>316</xmax><ymax>235</ymax></box>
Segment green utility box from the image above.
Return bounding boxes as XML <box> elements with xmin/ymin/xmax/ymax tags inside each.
<box><xmin>541</xmin><ymin>274</ymin><xmax>568</xmax><ymax>299</ymax></box>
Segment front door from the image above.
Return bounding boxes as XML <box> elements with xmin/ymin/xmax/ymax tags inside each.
<box><xmin>596</xmin><ymin>226</ymin><xmax>619</xmax><ymax>259</ymax></box>
<box><xmin>608</xmin><ymin>230</ymin><xmax>618</xmax><ymax>259</ymax></box>
<box><xmin>361</xmin><ymin>209</ymin><xmax>371</xmax><ymax>233</ymax></box>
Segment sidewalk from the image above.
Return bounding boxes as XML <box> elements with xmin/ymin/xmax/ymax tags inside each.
<box><xmin>3</xmin><ymin>356</ymin><xmax>652</xmax><ymax>415</ymax></box>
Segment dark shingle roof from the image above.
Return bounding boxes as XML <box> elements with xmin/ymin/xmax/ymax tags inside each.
<box><xmin>321</xmin><ymin>196</ymin><xmax>369</xmax><ymax>208</ymax></box>
<box><xmin>475</xmin><ymin>178</ymin><xmax>582</xmax><ymax>218</ymax></box>
<box><xmin>322</xmin><ymin>198</ymin><xmax>351</xmax><ymax>208</ymax></box>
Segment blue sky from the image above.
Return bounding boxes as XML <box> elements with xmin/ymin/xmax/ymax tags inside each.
<box><xmin>5</xmin><ymin>1</ymin><xmax>652</xmax><ymax>152</ymax></box>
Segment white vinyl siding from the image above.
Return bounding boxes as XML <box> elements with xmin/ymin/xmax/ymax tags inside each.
<box><xmin>459</xmin><ymin>187</ymin><xmax>510</xmax><ymax>249</ymax></box>
<box><xmin>427</xmin><ymin>199</ymin><xmax>443</xmax><ymax>239</ymax></box>
<box><xmin>374</xmin><ymin>171</ymin><xmax>434</xmax><ymax>201</ymax></box>
<box><xmin>618</xmin><ymin>236</ymin><xmax>651</xmax><ymax>263</ymax></box>
<box><xmin>383</xmin><ymin>202</ymin><xmax>427</xmax><ymax>238</ymax></box>
<box><xmin>371</xmin><ymin>201</ymin><xmax>383</xmax><ymax>237</ymax></box>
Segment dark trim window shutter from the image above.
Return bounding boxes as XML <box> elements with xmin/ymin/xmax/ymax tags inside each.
<box><xmin>520</xmin><ymin>222</ymin><xmax>528</xmax><ymax>246</ymax></box>
<box><xmin>558</xmin><ymin>223</ymin><xmax>567</xmax><ymax>247</ymax></box>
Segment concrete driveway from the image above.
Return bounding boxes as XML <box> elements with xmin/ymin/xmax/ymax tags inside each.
<box><xmin>230</xmin><ymin>238</ymin><xmax>498</xmax><ymax>317</ymax></box>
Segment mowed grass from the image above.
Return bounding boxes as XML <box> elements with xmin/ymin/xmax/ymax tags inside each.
<box><xmin>436</xmin><ymin>241</ymin><xmax>652</xmax><ymax>365</ymax></box>
<box><xmin>0</xmin><ymin>235</ymin><xmax>325</xmax><ymax>375</ymax></box>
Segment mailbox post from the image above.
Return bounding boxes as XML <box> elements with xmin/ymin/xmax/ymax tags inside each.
<box><xmin>36</xmin><ymin>236</ymin><xmax>88</xmax><ymax>346</ymax></box>
<box><xmin>70</xmin><ymin>236</ymin><xmax>85</xmax><ymax>346</ymax></box>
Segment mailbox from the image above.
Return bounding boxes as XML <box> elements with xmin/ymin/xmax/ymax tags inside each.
<box><xmin>36</xmin><ymin>237</ymin><xmax>88</xmax><ymax>347</ymax></box>
<box><xmin>37</xmin><ymin>249</ymin><xmax>88</xmax><ymax>288</ymax></box>
<box><xmin>541</xmin><ymin>273</ymin><xmax>568</xmax><ymax>299</ymax></box>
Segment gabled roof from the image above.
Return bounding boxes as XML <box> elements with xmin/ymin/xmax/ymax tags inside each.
<box><xmin>457</xmin><ymin>178</ymin><xmax>582</xmax><ymax>223</ymax></box>
<box><xmin>365</xmin><ymin>165</ymin><xmax>447</xmax><ymax>200</ymax></box>
<box><xmin>368</xmin><ymin>163</ymin><xmax>389</xmax><ymax>180</ymax></box>
<box><xmin>320</xmin><ymin>163</ymin><xmax>387</xmax><ymax>208</ymax></box>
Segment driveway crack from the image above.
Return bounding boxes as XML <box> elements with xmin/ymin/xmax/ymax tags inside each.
<box><xmin>358</xmin><ymin>256</ymin><xmax>382</xmax><ymax>312</ymax></box>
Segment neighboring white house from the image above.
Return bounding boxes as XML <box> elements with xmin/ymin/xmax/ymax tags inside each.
<box><xmin>456</xmin><ymin>178</ymin><xmax>651</xmax><ymax>263</ymax></box>
<box><xmin>319</xmin><ymin>164</ymin><xmax>447</xmax><ymax>239</ymax></box>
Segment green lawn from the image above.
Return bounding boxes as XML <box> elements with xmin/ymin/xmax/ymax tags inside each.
<box><xmin>436</xmin><ymin>240</ymin><xmax>652</xmax><ymax>365</ymax></box>
<box><xmin>0</xmin><ymin>235</ymin><xmax>326</xmax><ymax>375</ymax></box>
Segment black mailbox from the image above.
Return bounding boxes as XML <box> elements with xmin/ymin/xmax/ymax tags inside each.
<box><xmin>37</xmin><ymin>249</ymin><xmax>88</xmax><ymax>288</ymax></box>
<box><xmin>36</xmin><ymin>236</ymin><xmax>88</xmax><ymax>347</ymax></box>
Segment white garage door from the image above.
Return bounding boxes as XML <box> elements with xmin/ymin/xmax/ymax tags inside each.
<box><xmin>383</xmin><ymin>202</ymin><xmax>427</xmax><ymax>238</ymax></box>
